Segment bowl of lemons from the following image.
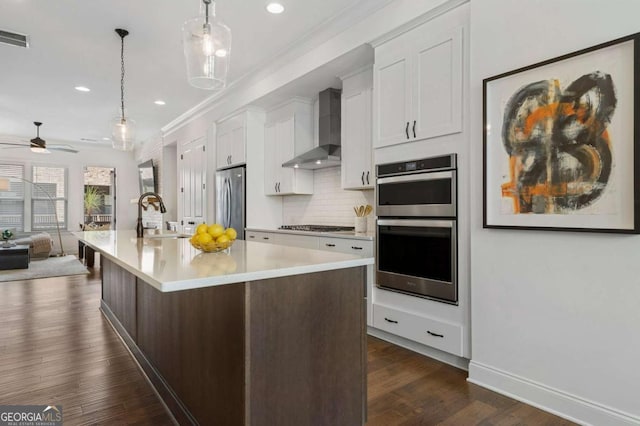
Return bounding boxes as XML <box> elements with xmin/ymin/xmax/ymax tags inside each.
<box><xmin>189</xmin><ymin>223</ymin><xmax>238</xmax><ymax>253</ymax></box>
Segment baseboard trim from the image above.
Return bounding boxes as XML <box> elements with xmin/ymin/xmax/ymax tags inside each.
<box><xmin>468</xmin><ymin>361</ymin><xmax>640</xmax><ymax>426</ymax></box>
<box><xmin>367</xmin><ymin>326</ymin><xmax>469</xmax><ymax>371</ymax></box>
<box><xmin>100</xmin><ymin>301</ymin><xmax>196</xmax><ymax>426</ymax></box>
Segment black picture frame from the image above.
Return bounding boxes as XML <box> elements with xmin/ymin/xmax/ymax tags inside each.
<box><xmin>483</xmin><ymin>32</ymin><xmax>640</xmax><ymax>233</ymax></box>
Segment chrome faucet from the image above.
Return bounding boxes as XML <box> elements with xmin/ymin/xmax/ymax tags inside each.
<box><xmin>136</xmin><ymin>192</ymin><xmax>167</xmax><ymax>238</ymax></box>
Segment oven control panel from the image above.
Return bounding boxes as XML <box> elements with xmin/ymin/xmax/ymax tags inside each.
<box><xmin>377</xmin><ymin>153</ymin><xmax>456</xmax><ymax>177</ymax></box>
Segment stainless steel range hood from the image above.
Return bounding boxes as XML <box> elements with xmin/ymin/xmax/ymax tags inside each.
<box><xmin>282</xmin><ymin>88</ymin><xmax>341</xmax><ymax>170</ymax></box>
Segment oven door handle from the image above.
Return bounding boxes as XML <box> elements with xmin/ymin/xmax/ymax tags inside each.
<box><xmin>377</xmin><ymin>170</ymin><xmax>455</xmax><ymax>185</ymax></box>
<box><xmin>377</xmin><ymin>219</ymin><xmax>454</xmax><ymax>228</ymax></box>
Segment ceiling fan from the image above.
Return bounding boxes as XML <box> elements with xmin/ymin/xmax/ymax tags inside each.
<box><xmin>0</xmin><ymin>122</ymin><xmax>79</xmax><ymax>154</ymax></box>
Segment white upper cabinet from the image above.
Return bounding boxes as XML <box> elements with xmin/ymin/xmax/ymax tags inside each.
<box><xmin>264</xmin><ymin>100</ymin><xmax>314</xmax><ymax>196</ymax></box>
<box><xmin>374</xmin><ymin>25</ymin><xmax>463</xmax><ymax>148</ymax></box>
<box><xmin>341</xmin><ymin>67</ymin><xmax>374</xmax><ymax>190</ymax></box>
<box><xmin>216</xmin><ymin>111</ymin><xmax>247</xmax><ymax>169</ymax></box>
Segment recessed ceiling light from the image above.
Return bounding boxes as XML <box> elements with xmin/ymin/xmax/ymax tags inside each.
<box><xmin>266</xmin><ymin>2</ymin><xmax>284</xmax><ymax>14</ymax></box>
<box><xmin>154</xmin><ymin>100</ymin><xmax>166</xmax><ymax>105</ymax></box>
<box><xmin>75</xmin><ymin>86</ymin><xmax>91</xmax><ymax>92</ymax></box>
<box><xmin>214</xmin><ymin>49</ymin><xmax>227</xmax><ymax>58</ymax></box>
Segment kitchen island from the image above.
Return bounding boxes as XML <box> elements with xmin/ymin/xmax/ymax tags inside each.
<box><xmin>76</xmin><ymin>230</ymin><xmax>373</xmax><ymax>426</ymax></box>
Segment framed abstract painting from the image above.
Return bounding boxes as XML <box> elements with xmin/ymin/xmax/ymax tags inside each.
<box><xmin>483</xmin><ymin>32</ymin><xmax>640</xmax><ymax>233</ymax></box>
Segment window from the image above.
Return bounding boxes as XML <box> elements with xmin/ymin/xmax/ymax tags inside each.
<box><xmin>32</xmin><ymin>166</ymin><xmax>67</xmax><ymax>230</ymax></box>
<box><xmin>0</xmin><ymin>164</ymin><xmax>25</xmax><ymax>231</ymax></box>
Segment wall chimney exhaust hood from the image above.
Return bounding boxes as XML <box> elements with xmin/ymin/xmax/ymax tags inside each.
<box><xmin>282</xmin><ymin>88</ymin><xmax>341</xmax><ymax>170</ymax></box>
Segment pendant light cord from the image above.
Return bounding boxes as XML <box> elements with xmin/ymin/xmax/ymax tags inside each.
<box><xmin>120</xmin><ymin>33</ymin><xmax>125</xmax><ymax>121</ymax></box>
<box><xmin>115</xmin><ymin>28</ymin><xmax>129</xmax><ymax>122</ymax></box>
<box><xmin>204</xmin><ymin>0</ymin><xmax>211</xmax><ymax>24</ymax></box>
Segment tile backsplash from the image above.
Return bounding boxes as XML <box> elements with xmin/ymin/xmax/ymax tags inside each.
<box><xmin>283</xmin><ymin>166</ymin><xmax>375</xmax><ymax>228</ymax></box>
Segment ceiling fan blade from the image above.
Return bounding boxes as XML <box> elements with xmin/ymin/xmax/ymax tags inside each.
<box><xmin>49</xmin><ymin>145</ymin><xmax>79</xmax><ymax>153</ymax></box>
<box><xmin>0</xmin><ymin>141</ymin><xmax>29</xmax><ymax>147</ymax></box>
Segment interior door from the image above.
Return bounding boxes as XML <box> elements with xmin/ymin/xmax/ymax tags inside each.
<box><xmin>180</xmin><ymin>138</ymin><xmax>206</xmax><ymax>234</ymax></box>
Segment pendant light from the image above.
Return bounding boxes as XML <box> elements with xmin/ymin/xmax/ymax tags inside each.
<box><xmin>111</xmin><ymin>28</ymin><xmax>136</xmax><ymax>151</ymax></box>
<box><xmin>182</xmin><ymin>0</ymin><xmax>231</xmax><ymax>90</ymax></box>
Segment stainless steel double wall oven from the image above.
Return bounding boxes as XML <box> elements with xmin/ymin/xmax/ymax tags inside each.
<box><xmin>376</xmin><ymin>154</ymin><xmax>458</xmax><ymax>304</ymax></box>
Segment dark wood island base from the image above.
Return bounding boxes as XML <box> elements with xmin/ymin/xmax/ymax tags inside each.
<box><xmin>100</xmin><ymin>256</ymin><xmax>366</xmax><ymax>425</ymax></box>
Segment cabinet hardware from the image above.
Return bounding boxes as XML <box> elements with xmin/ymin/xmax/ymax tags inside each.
<box><xmin>275</xmin><ymin>183</ymin><xmax>277</xmax><ymax>193</ymax></box>
<box><xmin>325</xmin><ymin>243</ymin><xmax>336</xmax><ymax>247</ymax></box>
<box><xmin>366</xmin><ymin>171</ymin><xmax>370</xmax><ymax>185</ymax></box>
<box><xmin>361</xmin><ymin>171</ymin><xmax>365</xmax><ymax>185</ymax></box>
<box><xmin>188</xmin><ymin>221</ymin><xmax>195</xmax><ymax>225</ymax></box>
<box><xmin>351</xmin><ymin>246</ymin><xmax>363</xmax><ymax>250</ymax></box>
<box><xmin>277</xmin><ymin>182</ymin><xmax>281</xmax><ymax>192</ymax></box>
<box><xmin>412</xmin><ymin>120</ymin><xmax>416</xmax><ymax>138</ymax></box>
<box><xmin>427</xmin><ymin>330</ymin><xmax>444</xmax><ymax>338</ymax></box>
<box><xmin>384</xmin><ymin>317</ymin><xmax>398</xmax><ymax>324</ymax></box>
<box><xmin>263</xmin><ymin>237</ymin><xmax>269</xmax><ymax>240</ymax></box>
<box><xmin>405</xmin><ymin>122</ymin><xmax>410</xmax><ymax>139</ymax></box>
<box><xmin>249</xmin><ymin>235</ymin><xmax>255</xmax><ymax>238</ymax></box>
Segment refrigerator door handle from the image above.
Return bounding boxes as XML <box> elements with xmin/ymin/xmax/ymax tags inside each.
<box><xmin>221</xmin><ymin>177</ymin><xmax>226</xmax><ymax>228</ymax></box>
<box><xmin>226</xmin><ymin>177</ymin><xmax>232</xmax><ymax>229</ymax></box>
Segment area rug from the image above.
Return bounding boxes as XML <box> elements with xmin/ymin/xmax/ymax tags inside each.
<box><xmin>0</xmin><ymin>255</ymin><xmax>89</xmax><ymax>283</ymax></box>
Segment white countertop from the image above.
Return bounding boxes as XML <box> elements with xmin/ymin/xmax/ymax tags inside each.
<box><xmin>75</xmin><ymin>230</ymin><xmax>373</xmax><ymax>293</ymax></box>
<box><xmin>245</xmin><ymin>227</ymin><xmax>375</xmax><ymax>241</ymax></box>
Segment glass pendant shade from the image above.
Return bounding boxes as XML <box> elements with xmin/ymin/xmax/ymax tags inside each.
<box><xmin>183</xmin><ymin>1</ymin><xmax>231</xmax><ymax>90</ymax></box>
<box><xmin>111</xmin><ymin>115</ymin><xmax>136</xmax><ymax>151</ymax></box>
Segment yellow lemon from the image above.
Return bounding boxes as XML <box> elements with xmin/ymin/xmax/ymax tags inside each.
<box><xmin>196</xmin><ymin>223</ymin><xmax>209</xmax><ymax>234</ymax></box>
<box><xmin>225</xmin><ymin>227</ymin><xmax>237</xmax><ymax>240</ymax></box>
<box><xmin>197</xmin><ymin>233</ymin><xmax>213</xmax><ymax>244</ymax></box>
<box><xmin>216</xmin><ymin>234</ymin><xmax>230</xmax><ymax>245</ymax></box>
<box><xmin>207</xmin><ymin>223</ymin><xmax>224</xmax><ymax>238</ymax></box>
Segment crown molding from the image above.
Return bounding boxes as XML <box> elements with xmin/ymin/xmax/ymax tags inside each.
<box><xmin>370</xmin><ymin>0</ymin><xmax>468</xmax><ymax>47</ymax></box>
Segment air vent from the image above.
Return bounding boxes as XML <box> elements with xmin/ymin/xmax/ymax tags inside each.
<box><xmin>0</xmin><ymin>29</ymin><xmax>29</xmax><ymax>48</ymax></box>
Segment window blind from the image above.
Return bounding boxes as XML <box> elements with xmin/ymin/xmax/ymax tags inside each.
<box><xmin>0</xmin><ymin>164</ymin><xmax>25</xmax><ymax>231</ymax></box>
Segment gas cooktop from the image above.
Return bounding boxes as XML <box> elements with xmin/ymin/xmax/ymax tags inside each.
<box><xmin>279</xmin><ymin>225</ymin><xmax>356</xmax><ymax>232</ymax></box>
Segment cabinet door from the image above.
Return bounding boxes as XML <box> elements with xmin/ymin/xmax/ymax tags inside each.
<box><xmin>180</xmin><ymin>138</ymin><xmax>206</xmax><ymax>234</ymax></box>
<box><xmin>276</xmin><ymin>117</ymin><xmax>295</xmax><ymax>194</ymax></box>
<box><xmin>341</xmin><ymin>89</ymin><xmax>373</xmax><ymax>189</ymax></box>
<box><xmin>216</xmin><ymin>130</ymin><xmax>231</xmax><ymax>169</ymax></box>
<box><xmin>264</xmin><ymin>123</ymin><xmax>278</xmax><ymax>195</ymax></box>
<box><xmin>412</xmin><ymin>27</ymin><xmax>463</xmax><ymax>141</ymax></box>
<box><xmin>229</xmin><ymin>125</ymin><xmax>246</xmax><ymax>166</ymax></box>
<box><xmin>374</xmin><ymin>50</ymin><xmax>411</xmax><ymax>148</ymax></box>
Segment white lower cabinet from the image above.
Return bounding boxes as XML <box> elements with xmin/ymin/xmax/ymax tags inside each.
<box><xmin>245</xmin><ymin>230</ymin><xmax>317</xmax><ymax>248</ymax></box>
<box><xmin>372</xmin><ymin>303</ymin><xmax>463</xmax><ymax>357</ymax></box>
<box><xmin>317</xmin><ymin>237</ymin><xmax>373</xmax><ymax>257</ymax></box>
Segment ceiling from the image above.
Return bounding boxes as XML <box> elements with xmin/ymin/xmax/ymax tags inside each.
<box><xmin>0</xmin><ymin>0</ymin><xmax>376</xmax><ymax>146</ymax></box>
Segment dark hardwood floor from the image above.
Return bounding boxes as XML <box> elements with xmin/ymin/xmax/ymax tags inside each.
<box><xmin>0</xmin><ymin>263</ymin><xmax>574</xmax><ymax>425</ymax></box>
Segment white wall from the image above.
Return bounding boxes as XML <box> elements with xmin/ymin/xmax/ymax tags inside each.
<box><xmin>283</xmin><ymin>167</ymin><xmax>374</xmax><ymax>228</ymax></box>
<box><xmin>469</xmin><ymin>1</ymin><xmax>640</xmax><ymax>424</ymax></box>
<box><xmin>1</xmin><ymin>144</ymin><xmax>139</xmax><ymax>232</ymax></box>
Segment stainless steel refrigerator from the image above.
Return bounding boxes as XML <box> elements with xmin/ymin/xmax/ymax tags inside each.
<box><xmin>215</xmin><ymin>166</ymin><xmax>246</xmax><ymax>240</ymax></box>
